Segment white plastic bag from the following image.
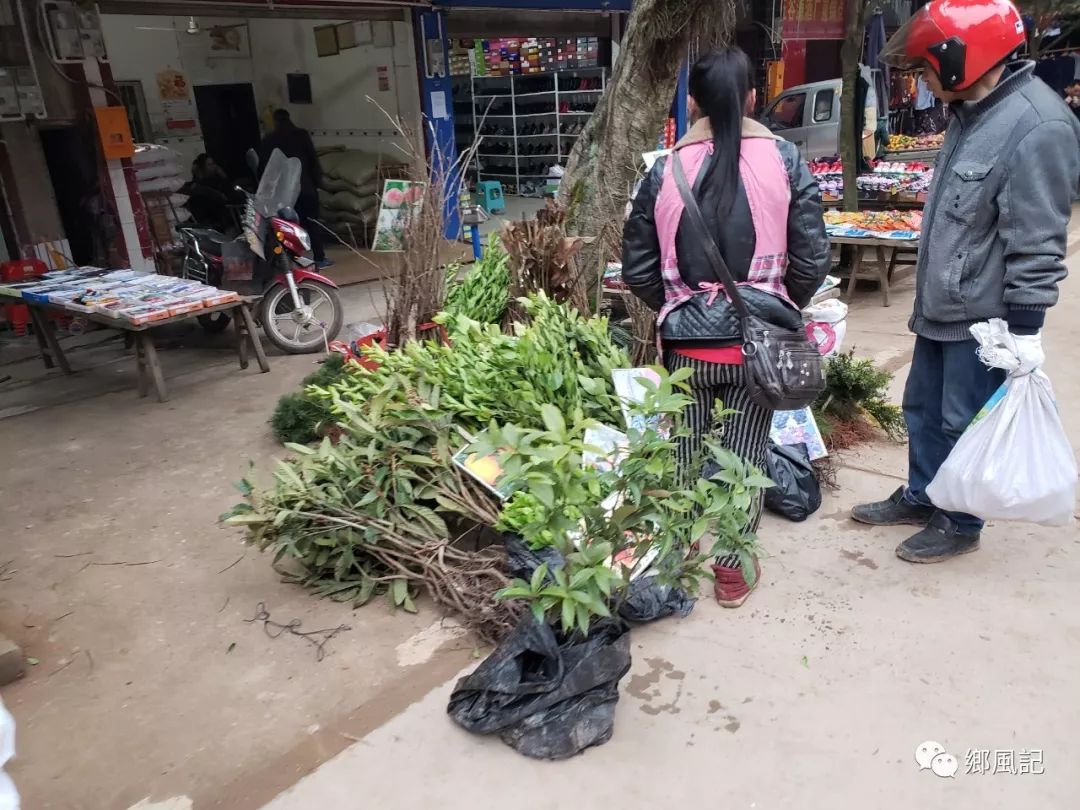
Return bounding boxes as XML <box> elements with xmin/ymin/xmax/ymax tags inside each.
<box><xmin>803</xmin><ymin>298</ymin><xmax>848</xmax><ymax>357</ymax></box>
<box><xmin>926</xmin><ymin>319</ymin><xmax>1078</xmax><ymax>526</ymax></box>
<box><xmin>0</xmin><ymin>696</ymin><xmax>18</xmax><ymax>810</ymax></box>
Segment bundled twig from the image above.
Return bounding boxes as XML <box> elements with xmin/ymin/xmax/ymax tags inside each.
<box><xmin>283</xmin><ymin>476</ymin><xmax>519</xmax><ymax>644</ymax></box>
<box><xmin>500</xmin><ymin>201</ymin><xmax>590</xmax><ymax>323</ymax></box>
<box><xmin>366</xmin><ymin>96</ymin><xmax>487</xmax><ymax>347</ymax></box>
<box><xmin>620</xmin><ymin>290</ymin><xmax>658</xmax><ymax>365</ymax></box>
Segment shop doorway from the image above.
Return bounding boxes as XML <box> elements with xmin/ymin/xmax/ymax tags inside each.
<box><xmin>39</xmin><ymin>124</ymin><xmax>98</xmax><ymax>266</ymax></box>
<box><xmin>193</xmin><ymin>83</ymin><xmax>261</xmax><ymax>184</ymax></box>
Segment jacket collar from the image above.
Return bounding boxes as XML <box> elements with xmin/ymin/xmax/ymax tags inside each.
<box><xmin>675</xmin><ymin>116</ymin><xmax>779</xmax><ymax>148</ymax></box>
<box><xmin>951</xmin><ymin>61</ymin><xmax>1034</xmax><ymax>125</ymax></box>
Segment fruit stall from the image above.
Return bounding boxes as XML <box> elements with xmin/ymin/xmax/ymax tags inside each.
<box><xmin>881</xmin><ymin>132</ymin><xmax>944</xmax><ymax>163</ymax></box>
<box><xmin>824</xmin><ymin>210</ymin><xmax>922</xmax><ymax>307</ymax></box>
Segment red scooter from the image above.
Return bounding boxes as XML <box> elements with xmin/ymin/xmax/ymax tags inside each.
<box><xmin>178</xmin><ymin>148</ymin><xmax>342</xmax><ymax>354</ymax></box>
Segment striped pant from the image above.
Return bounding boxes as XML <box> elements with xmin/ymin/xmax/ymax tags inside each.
<box><xmin>664</xmin><ymin>353</ymin><xmax>773</xmax><ymax>532</ymax></box>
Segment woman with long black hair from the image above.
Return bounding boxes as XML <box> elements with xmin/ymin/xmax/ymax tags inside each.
<box><xmin>622</xmin><ymin>47</ymin><xmax>830</xmax><ymax>606</ymax></box>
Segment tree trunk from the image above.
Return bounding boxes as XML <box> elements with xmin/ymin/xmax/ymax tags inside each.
<box><xmin>840</xmin><ymin>0</ymin><xmax>864</xmax><ymax>213</ymax></box>
<box><xmin>557</xmin><ymin>0</ymin><xmax>736</xmax><ymax>293</ymax></box>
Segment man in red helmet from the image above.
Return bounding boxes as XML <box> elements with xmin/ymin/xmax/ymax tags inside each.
<box><xmin>852</xmin><ymin>0</ymin><xmax>1080</xmax><ymax>562</ymax></box>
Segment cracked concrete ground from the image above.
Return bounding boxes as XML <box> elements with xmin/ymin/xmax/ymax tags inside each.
<box><xmin>1</xmin><ymin>223</ymin><xmax>1078</xmax><ymax>809</ymax></box>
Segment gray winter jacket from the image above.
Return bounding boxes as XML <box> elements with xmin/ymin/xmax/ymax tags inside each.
<box><xmin>913</xmin><ymin>62</ymin><xmax>1080</xmax><ymax>341</ymax></box>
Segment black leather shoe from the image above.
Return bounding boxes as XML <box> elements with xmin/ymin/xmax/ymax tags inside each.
<box><xmin>895</xmin><ymin>512</ymin><xmax>980</xmax><ymax>564</ymax></box>
<box><xmin>851</xmin><ymin>486</ymin><xmax>934</xmax><ymax>527</ymax></box>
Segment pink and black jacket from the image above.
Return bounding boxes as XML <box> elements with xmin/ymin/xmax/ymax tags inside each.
<box><xmin>622</xmin><ymin>117</ymin><xmax>830</xmax><ymax>347</ymax></box>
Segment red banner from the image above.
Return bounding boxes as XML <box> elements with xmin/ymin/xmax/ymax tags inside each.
<box><xmin>781</xmin><ymin>0</ymin><xmax>846</xmax><ymax>40</ymax></box>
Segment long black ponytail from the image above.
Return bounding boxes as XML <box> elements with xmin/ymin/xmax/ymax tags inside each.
<box><xmin>687</xmin><ymin>47</ymin><xmax>753</xmax><ymax>219</ymax></box>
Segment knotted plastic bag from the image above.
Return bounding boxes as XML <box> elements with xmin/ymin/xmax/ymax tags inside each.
<box><xmin>926</xmin><ymin>320</ymin><xmax>1078</xmax><ymax>526</ymax></box>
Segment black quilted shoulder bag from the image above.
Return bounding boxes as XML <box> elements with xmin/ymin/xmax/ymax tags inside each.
<box><xmin>671</xmin><ymin>152</ymin><xmax>825</xmax><ymax>411</ymax></box>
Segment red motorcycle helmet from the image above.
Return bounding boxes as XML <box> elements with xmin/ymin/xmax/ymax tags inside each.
<box><xmin>880</xmin><ymin>0</ymin><xmax>1026</xmax><ymax>91</ymax></box>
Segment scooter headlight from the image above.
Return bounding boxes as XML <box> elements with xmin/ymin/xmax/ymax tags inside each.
<box><xmin>298</xmin><ymin>229</ymin><xmax>312</xmax><ymax>251</ymax></box>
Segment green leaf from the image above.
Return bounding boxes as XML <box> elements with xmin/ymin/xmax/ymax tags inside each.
<box><xmin>561</xmin><ymin>598</ymin><xmax>575</xmax><ymax>632</ymax></box>
<box><xmin>743</xmin><ymin>473</ymin><xmax>775</xmax><ymax>489</ymax></box>
<box><xmin>356</xmin><ymin>577</ymin><xmax>377</xmax><ymax>606</ymax></box>
<box><xmin>575</xmin><ymin>604</ymin><xmax>591</xmax><ymax>635</ymax></box>
<box><xmin>738</xmin><ymin>550</ymin><xmax>758</xmax><ymax>586</ymax></box>
<box><xmin>284</xmin><ymin>442</ymin><xmax>317</xmax><ymax>455</ymax></box>
<box><xmin>584</xmin><ymin>593</ymin><xmax>612</xmax><ymax>618</ymax></box>
<box><xmin>392</xmin><ymin>579</ymin><xmax>408</xmax><ymax>607</ymax></box>
<box><xmin>530</xmin><ymin>562</ymin><xmax>550</xmax><ymax>591</ymax></box>
<box><xmin>540</xmin><ymin>403</ymin><xmax>566</xmax><ymax>436</ymax></box>
<box><xmin>569</xmin><ymin>568</ymin><xmax>594</xmax><ymax>588</ymax></box>
<box><xmin>234</xmin><ymin>479</ymin><xmax>253</xmax><ymax>496</ymax></box>
<box><xmin>691</xmin><ymin>517</ymin><xmax>710</xmax><ymax>541</ymax></box>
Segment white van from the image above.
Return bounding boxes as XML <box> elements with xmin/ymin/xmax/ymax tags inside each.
<box><xmin>760</xmin><ymin>78</ymin><xmax>842</xmax><ymax>160</ymax></box>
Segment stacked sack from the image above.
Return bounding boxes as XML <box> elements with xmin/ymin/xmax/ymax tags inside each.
<box><xmin>133</xmin><ymin>144</ymin><xmax>188</xmax><ymax>204</ymax></box>
<box><xmin>316</xmin><ymin>147</ymin><xmax>406</xmax><ymax>242</ymax></box>
<box><xmin>133</xmin><ymin>144</ymin><xmax>191</xmax><ymax>256</ymax></box>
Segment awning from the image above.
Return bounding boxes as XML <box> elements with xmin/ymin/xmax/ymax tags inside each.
<box><xmin>98</xmin><ymin>0</ymin><xmax>429</xmax><ymax>21</ymax></box>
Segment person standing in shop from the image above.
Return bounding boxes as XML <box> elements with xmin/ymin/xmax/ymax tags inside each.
<box><xmin>622</xmin><ymin>47</ymin><xmax>830</xmax><ymax>606</ymax></box>
<box><xmin>258</xmin><ymin>109</ymin><xmax>331</xmax><ymax>269</ymax></box>
<box><xmin>852</xmin><ymin>0</ymin><xmax>1080</xmax><ymax>562</ymax></box>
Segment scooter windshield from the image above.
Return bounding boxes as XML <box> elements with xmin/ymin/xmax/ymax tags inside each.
<box><xmin>254</xmin><ymin>148</ymin><xmax>301</xmax><ymax>218</ymax></box>
<box><xmin>245</xmin><ymin>148</ymin><xmax>301</xmax><ymax>260</ymax></box>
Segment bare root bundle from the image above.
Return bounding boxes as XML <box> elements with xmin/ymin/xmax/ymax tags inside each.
<box><xmin>812</xmin><ymin>456</ymin><xmax>840</xmax><ymax>491</ymax></box>
<box><xmin>821</xmin><ymin>415</ymin><xmax>878</xmax><ymax>452</ymax></box>
<box><xmin>290</xmin><ymin>501</ymin><xmax>519</xmax><ymax>644</ymax></box>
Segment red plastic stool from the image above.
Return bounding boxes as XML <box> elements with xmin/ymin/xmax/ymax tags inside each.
<box><xmin>4</xmin><ymin>303</ymin><xmax>30</xmax><ymax>336</ymax></box>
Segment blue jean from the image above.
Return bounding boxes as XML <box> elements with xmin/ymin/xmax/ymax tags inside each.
<box><xmin>902</xmin><ymin>336</ymin><xmax>1006</xmax><ymax>534</ymax></box>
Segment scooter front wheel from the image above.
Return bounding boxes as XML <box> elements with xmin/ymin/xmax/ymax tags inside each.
<box><xmin>258</xmin><ymin>280</ymin><xmax>343</xmax><ymax>354</ymax></box>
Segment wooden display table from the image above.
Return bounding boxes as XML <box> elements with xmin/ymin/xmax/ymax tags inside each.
<box><xmin>0</xmin><ymin>295</ymin><xmax>269</xmax><ymax>402</ymax></box>
<box><xmin>882</xmin><ymin>148</ymin><xmax>940</xmax><ymax>163</ymax></box>
<box><xmin>830</xmin><ymin>235</ymin><xmax>919</xmax><ymax>307</ymax></box>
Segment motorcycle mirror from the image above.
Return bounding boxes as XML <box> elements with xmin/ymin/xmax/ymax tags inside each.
<box><xmin>245</xmin><ymin>148</ymin><xmax>259</xmax><ymax>176</ymax></box>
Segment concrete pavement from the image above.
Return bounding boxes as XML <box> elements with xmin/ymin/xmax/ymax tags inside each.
<box><xmin>260</xmin><ymin>234</ymin><xmax>1080</xmax><ymax>809</ymax></box>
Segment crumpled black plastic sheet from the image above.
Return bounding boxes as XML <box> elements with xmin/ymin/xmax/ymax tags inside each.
<box><xmin>447</xmin><ymin>614</ymin><xmax>631</xmax><ymax>760</ymax></box>
<box><xmin>763</xmin><ymin>441</ymin><xmax>822</xmax><ymax>522</ymax></box>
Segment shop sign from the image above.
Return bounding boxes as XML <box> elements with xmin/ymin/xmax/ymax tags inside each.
<box><xmin>781</xmin><ymin>0</ymin><xmax>846</xmax><ymax>40</ymax></box>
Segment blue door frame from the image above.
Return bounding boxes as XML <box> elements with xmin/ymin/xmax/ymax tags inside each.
<box><xmin>412</xmin><ymin>7</ymin><xmax>461</xmax><ymax>239</ymax></box>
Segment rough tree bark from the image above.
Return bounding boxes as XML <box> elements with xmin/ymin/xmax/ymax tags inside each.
<box><xmin>840</xmin><ymin>0</ymin><xmax>864</xmax><ymax>213</ymax></box>
<box><xmin>557</xmin><ymin>0</ymin><xmax>736</xmax><ymax>291</ymax></box>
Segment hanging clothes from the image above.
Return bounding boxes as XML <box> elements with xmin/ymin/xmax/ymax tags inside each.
<box><xmin>865</xmin><ymin>11</ymin><xmax>890</xmax><ymax>119</ymax></box>
<box><xmin>915</xmin><ymin>75</ymin><xmax>936</xmax><ymax>111</ymax></box>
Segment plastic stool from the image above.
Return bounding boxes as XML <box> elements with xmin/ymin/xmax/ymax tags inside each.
<box><xmin>4</xmin><ymin>304</ymin><xmax>30</xmax><ymax>336</ymax></box>
<box><xmin>475</xmin><ymin>180</ymin><xmax>505</xmax><ymax>215</ymax></box>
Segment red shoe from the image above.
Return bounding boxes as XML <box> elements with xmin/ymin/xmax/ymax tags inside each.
<box><xmin>712</xmin><ymin>555</ymin><xmax>761</xmax><ymax>608</ymax></box>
